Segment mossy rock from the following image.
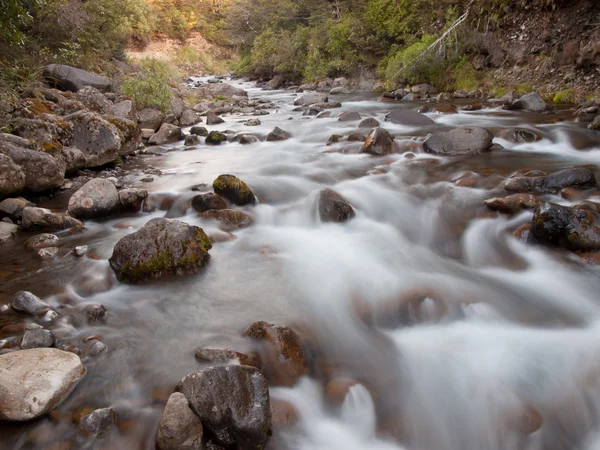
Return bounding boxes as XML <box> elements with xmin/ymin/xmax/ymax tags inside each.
<box><xmin>213</xmin><ymin>174</ymin><xmax>256</xmax><ymax>206</ymax></box>
<box><xmin>109</xmin><ymin>218</ymin><xmax>212</xmax><ymax>283</ymax></box>
<box><xmin>206</xmin><ymin>130</ymin><xmax>227</xmax><ymax>145</ymax></box>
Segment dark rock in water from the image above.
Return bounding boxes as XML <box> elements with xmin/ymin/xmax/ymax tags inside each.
<box><xmin>361</xmin><ymin>127</ymin><xmax>395</xmax><ymax>156</ymax></box>
<box><xmin>68</xmin><ymin>178</ymin><xmax>120</xmax><ymax>219</ymax></box>
<box><xmin>21</xmin><ymin>207</ymin><xmax>83</xmax><ymax>232</ymax></box>
<box><xmin>191</xmin><ymin>193</ymin><xmax>227</xmax><ymax>213</ymax></box>
<box><xmin>401</xmin><ymin>93</ymin><xmax>419</xmax><ymax>101</ymax></box>
<box><xmin>384</xmin><ymin>110</ymin><xmax>435</xmax><ymax>126</ymax></box>
<box><xmin>589</xmin><ymin>116</ymin><xmax>600</xmax><ymax>131</ymax></box>
<box><xmin>213</xmin><ymin>174</ymin><xmax>255</xmax><ymax>206</ymax></box>
<box><xmin>238</xmin><ymin>134</ymin><xmax>259</xmax><ymax>145</ymax></box>
<box><xmin>184</xmin><ymin>135</ymin><xmax>200</xmax><ymax>146</ymax></box>
<box><xmin>194</xmin><ymin>348</ymin><xmax>259</xmax><ymax>367</ymax></box>
<box><xmin>317</xmin><ymin>188</ymin><xmax>355</xmax><ymax>223</ymax></box>
<box><xmin>148</xmin><ymin>123</ymin><xmax>183</xmax><ymax>146</ymax></box>
<box><xmin>505</xmin><ymin>92</ymin><xmax>546</xmax><ymax>112</ymax></box>
<box><xmin>347</xmin><ymin>132</ymin><xmax>366</xmax><ymax>142</ymax></box>
<box><xmin>531</xmin><ymin>202</ymin><xmax>600</xmax><ymax>251</ymax></box>
<box><xmin>303</xmin><ymin>106</ymin><xmax>323</xmax><ymax>116</ymax></box>
<box><xmin>206</xmin><ymin>112</ymin><xmax>225</xmax><ymax>125</ymax></box>
<box><xmin>156</xmin><ymin>392</ymin><xmax>203</xmax><ymax>450</ymax></box>
<box><xmin>0</xmin><ymin>348</ymin><xmax>86</xmax><ymax>421</ymax></box>
<box><xmin>358</xmin><ymin>118</ymin><xmax>380</xmax><ymax>129</ymax></box>
<box><xmin>484</xmin><ymin>194</ymin><xmax>543</xmax><ymax>214</ymax></box>
<box><xmin>87</xmin><ymin>304</ymin><xmax>107</xmax><ymax>323</ymax></box>
<box><xmin>244</xmin><ymin>321</ymin><xmax>307</xmax><ymax>386</ymax></box>
<box><xmin>266</xmin><ymin>127</ymin><xmax>290</xmax><ymax>142</ymax></box>
<box><xmin>138</xmin><ymin>108</ymin><xmax>165</xmax><ymax>132</ymax></box>
<box><xmin>79</xmin><ymin>407</ymin><xmax>116</xmax><ymax>434</ymax></box>
<box><xmin>327</xmin><ymin>134</ymin><xmax>343</xmax><ymax>146</ymax></box>
<box><xmin>199</xmin><ymin>209</ymin><xmax>253</xmax><ymax>231</ymax></box>
<box><xmin>205</xmin><ymin>131</ymin><xmax>227</xmax><ymax>145</ymax></box>
<box><xmin>497</xmin><ymin>128</ymin><xmax>541</xmax><ymax>143</ymax></box>
<box><xmin>245</xmin><ymin>119</ymin><xmax>261</xmax><ymax>126</ymax></box>
<box><xmin>45</xmin><ymin>64</ymin><xmax>111</xmax><ymax>92</ymax></box>
<box><xmin>86</xmin><ymin>340</ymin><xmax>107</xmax><ymax>356</ymax></box>
<box><xmin>504</xmin><ymin>168</ymin><xmax>597</xmax><ymax>194</ymax></box>
<box><xmin>190</xmin><ymin>126</ymin><xmax>208</xmax><ymax>137</ymax></box>
<box><xmin>338</xmin><ymin>112</ymin><xmax>361</xmax><ymax>122</ymax></box>
<box><xmin>11</xmin><ymin>291</ymin><xmax>50</xmax><ymax>315</ymax></box>
<box><xmin>21</xmin><ymin>328</ymin><xmax>55</xmax><ymax>349</ymax></box>
<box><xmin>423</xmin><ymin>127</ymin><xmax>493</xmax><ymax>156</ymax></box>
<box><xmin>109</xmin><ymin>218</ymin><xmax>212</xmax><ymax>283</ymax></box>
<box><xmin>24</xmin><ymin>233</ymin><xmax>58</xmax><ymax>250</ymax></box>
<box><xmin>119</xmin><ymin>188</ymin><xmax>148</xmax><ymax>212</ymax></box>
<box><xmin>176</xmin><ymin>365</ymin><xmax>271</xmax><ymax>449</ymax></box>
<box><xmin>0</xmin><ymin>197</ymin><xmax>34</xmax><ymax>221</ymax></box>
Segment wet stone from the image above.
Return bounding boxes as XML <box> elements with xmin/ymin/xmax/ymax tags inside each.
<box><xmin>21</xmin><ymin>328</ymin><xmax>56</xmax><ymax>349</ymax></box>
<box><xmin>213</xmin><ymin>174</ymin><xmax>256</xmax><ymax>206</ymax></box>
<box><xmin>87</xmin><ymin>304</ymin><xmax>107</xmax><ymax>323</ymax></box>
<box><xmin>79</xmin><ymin>407</ymin><xmax>116</xmax><ymax>434</ymax></box>
<box><xmin>156</xmin><ymin>392</ymin><xmax>203</xmax><ymax>450</ymax></box>
<box><xmin>12</xmin><ymin>291</ymin><xmax>51</xmax><ymax>315</ymax></box>
<box><xmin>194</xmin><ymin>348</ymin><xmax>259</xmax><ymax>367</ymax></box>
<box><xmin>38</xmin><ymin>247</ymin><xmax>59</xmax><ymax>259</ymax></box>
<box><xmin>505</xmin><ymin>168</ymin><xmax>597</xmax><ymax>194</ymax></box>
<box><xmin>266</xmin><ymin>126</ymin><xmax>290</xmax><ymax>142</ymax></box>
<box><xmin>191</xmin><ymin>192</ymin><xmax>227</xmax><ymax>213</ymax></box>
<box><xmin>317</xmin><ymin>188</ymin><xmax>355</xmax><ymax>223</ymax></box>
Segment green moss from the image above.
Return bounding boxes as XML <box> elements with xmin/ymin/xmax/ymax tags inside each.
<box><xmin>195</xmin><ymin>229</ymin><xmax>212</xmax><ymax>253</ymax></box>
<box><xmin>120</xmin><ymin>249</ymin><xmax>174</xmax><ymax>282</ymax></box>
<box><xmin>213</xmin><ymin>174</ymin><xmax>253</xmax><ymax>202</ymax></box>
<box><xmin>553</xmin><ymin>89</ymin><xmax>574</xmax><ymax>104</ymax></box>
<box><xmin>206</xmin><ymin>131</ymin><xmax>227</xmax><ymax>145</ymax></box>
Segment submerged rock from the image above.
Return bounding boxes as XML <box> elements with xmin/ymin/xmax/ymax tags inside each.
<box><xmin>384</xmin><ymin>110</ymin><xmax>435</xmax><ymax>126</ymax></box>
<box><xmin>317</xmin><ymin>188</ymin><xmax>355</xmax><ymax>223</ymax></box>
<box><xmin>205</xmin><ymin>130</ymin><xmax>227</xmax><ymax>145</ymax></box>
<box><xmin>497</xmin><ymin>128</ymin><xmax>541</xmax><ymax>143</ymax></box>
<box><xmin>213</xmin><ymin>174</ymin><xmax>256</xmax><ymax>206</ymax></box>
<box><xmin>505</xmin><ymin>92</ymin><xmax>546</xmax><ymax>112</ymax></box>
<box><xmin>0</xmin><ymin>348</ymin><xmax>86</xmax><ymax>421</ymax></box>
<box><xmin>176</xmin><ymin>365</ymin><xmax>271</xmax><ymax>449</ymax></box>
<box><xmin>504</xmin><ymin>168</ymin><xmax>597</xmax><ymax>194</ymax></box>
<box><xmin>484</xmin><ymin>194</ymin><xmax>543</xmax><ymax>214</ymax></box>
<box><xmin>78</xmin><ymin>407</ymin><xmax>117</xmax><ymax>435</ymax></box>
<box><xmin>68</xmin><ymin>178</ymin><xmax>120</xmax><ymax>219</ymax></box>
<box><xmin>24</xmin><ymin>233</ymin><xmax>58</xmax><ymax>250</ymax></box>
<box><xmin>361</xmin><ymin>127</ymin><xmax>395</xmax><ymax>156</ymax></box>
<box><xmin>109</xmin><ymin>218</ymin><xmax>212</xmax><ymax>283</ymax></box>
<box><xmin>191</xmin><ymin>192</ymin><xmax>227</xmax><ymax>213</ymax></box>
<box><xmin>21</xmin><ymin>207</ymin><xmax>82</xmax><ymax>232</ymax></box>
<box><xmin>199</xmin><ymin>209</ymin><xmax>253</xmax><ymax>231</ymax></box>
<box><xmin>423</xmin><ymin>127</ymin><xmax>493</xmax><ymax>156</ymax></box>
<box><xmin>266</xmin><ymin>126</ymin><xmax>290</xmax><ymax>142</ymax></box>
<box><xmin>156</xmin><ymin>392</ymin><xmax>203</xmax><ymax>450</ymax></box>
<box><xmin>190</xmin><ymin>126</ymin><xmax>208</xmax><ymax>137</ymax></box>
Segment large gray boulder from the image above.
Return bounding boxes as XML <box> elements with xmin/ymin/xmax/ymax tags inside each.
<box><xmin>109</xmin><ymin>218</ymin><xmax>212</xmax><ymax>283</ymax></box>
<box><xmin>68</xmin><ymin>178</ymin><xmax>120</xmax><ymax>219</ymax></box>
<box><xmin>74</xmin><ymin>86</ymin><xmax>114</xmax><ymax>114</ymax></box>
<box><xmin>179</xmin><ymin>110</ymin><xmax>200</xmax><ymax>127</ymax></box>
<box><xmin>294</xmin><ymin>93</ymin><xmax>328</xmax><ymax>106</ymax></box>
<box><xmin>0</xmin><ymin>154</ymin><xmax>26</xmax><ymax>196</ymax></box>
<box><xmin>138</xmin><ymin>108</ymin><xmax>165</xmax><ymax>132</ymax></box>
<box><xmin>148</xmin><ymin>123</ymin><xmax>183</xmax><ymax>145</ymax></box>
<box><xmin>113</xmin><ymin>100</ymin><xmax>138</xmax><ymax>122</ymax></box>
<box><xmin>119</xmin><ymin>188</ymin><xmax>148</xmax><ymax>212</ymax></box>
<box><xmin>195</xmin><ymin>83</ymin><xmax>248</xmax><ymax>100</ymax></box>
<box><xmin>21</xmin><ymin>207</ymin><xmax>83</xmax><ymax>232</ymax></box>
<box><xmin>423</xmin><ymin>127</ymin><xmax>493</xmax><ymax>156</ymax></box>
<box><xmin>505</xmin><ymin>168</ymin><xmax>597</xmax><ymax>194</ymax></box>
<box><xmin>505</xmin><ymin>92</ymin><xmax>547</xmax><ymax>112</ymax></box>
<box><xmin>156</xmin><ymin>392</ymin><xmax>203</xmax><ymax>450</ymax></box>
<box><xmin>65</xmin><ymin>111</ymin><xmax>121</xmax><ymax>167</ymax></box>
<box><xmin>176</xmin><ymin>366</ymin><xmax>271</xmax><ymax>449</ymax></box>
<box><xmin>0</xmin><ymin>348</ymin><xmax>86</xmax><ymax>421</ymax></box>
<box><xmin>45</xmin><ymin>64</ymin><xmax>111</xmax><ymax>92</ymax></box>
<box><xmin>0</xmin><ymin>141</ymin><xmax>65</xmax><ymax>192</ymax></box>
<box><xmin>103</xmin><ymin>115</ymin><xmax>141</xmax><ymax>155</ymax></box>
<box><xmin>384</xmin><ymin>110</ymin><xmax>435</xmax><ymax>126</ymax></box>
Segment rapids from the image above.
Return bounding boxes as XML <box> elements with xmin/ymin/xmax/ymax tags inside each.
<box><xmin>1</xmin><ymin>78</ymin><xmax>600</xmax><ymax>449</ymax></box>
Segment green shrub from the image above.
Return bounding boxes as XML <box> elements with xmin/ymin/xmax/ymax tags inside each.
<box><xmin>122</xmin><ymin>59</ymin><xmax>177</xmax><ymax>112</ymax></box>
<box><xmin>553</xmin><ymin>89</ymin><xmax>574</xmax><ymax>104</ymax></box>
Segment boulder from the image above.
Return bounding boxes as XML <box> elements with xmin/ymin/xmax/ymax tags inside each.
<box><xmin>38</xmin><ymin>247</ymin><xmax>59</xmax><ymax>259</ymax></box>
<box><xmin>531</xmin><ymin>202</ymin><xmax>600</xmax><ymax>251</ymax></box>
<box><xmin>497</xmin><ymin>128</ymin><xmax>541</xmax><ymax>143</ymax></box>
<box><xmin>12</xmin><ymin>116</ymin><xmax>74</xmax><ymax>150</ymax></box>
<box><xmin>505</xmin><ymin>92</ymin><xmax>546</xmax><ymax>112</ymax></box>
<box><xmin>191</xmin><ymin>193</ymin><xmax>227</xmax><ymax>213</ymax></box>
<box><xmin>184</xmin><ymin>135</ymin><xmax>200</xmax><ymax>146</ymax></box>
<box><xmin>244</xmin><ymin>321</ymin><xmax>307</xmax><ymax>386</ymax></box>
<box><xmin>25</xmin><ymin>233</ymin><xmax>59</xmax><ymax>250</ymax></box>
<box><xmin>0</xmin><ymin>222</ymin><xmax>18</xmax><ymax>243</ymax></box>
<box><xmin>0</xmin><ymin>348</ymin><xmax>86</xmax><ymax>421</ymax></box>
<box><xmin>213</xmin><ymin>174</ymin><xmax>255</xmax><ymax>206</ymax></box>
<box><xmin>194</xmin><ymin>348</ymin><xmax>259</xmax><ymax>367</ymax></box>
<box><xmin>113</xmin><ymin>100</ymin><xmax>138</xmax><ymax>122</ymax></box>
<box><xmin>195</xmin><ymin>83</ymin><xmax>248</xmax><ymax>100</ymax></box>
<box><xmin>74</xmin><ymin>87</ymin><xmax>113</xmax><ymax>114</ymax></box>
<box><xmin>79</xmin><ymin>407</ymin><xmax>117</xmax><ymax>435</ymax></box>
<box><xmin>347</xmin><ymin>132</ymin><xmax>366</xmax><ymax>142</ymax></box>
<box><xmin>359</xmin><ymin>118</ymin><xmax>380</xmax><ymax>129</ymax></box>
<box><xmin>245</xmin><ymin>119</ymin><xmax>261</xmax><ymax>126</ymax></box>
<box><xmin>330</xmin><ymin>87</ymin><xmax>350</xmax><ymax>95</ymax></box>
<box><xmin>266</xmin><ymin>127</ymin><xmax>290</xmax><ymax>142</ymax></box>
<box><xmin>138</xmin><ymin>108</ymin><xmax>165</xmax><ymax>132</ymax></box>
<box><xmin>401</xmin><ymin>93</ymin><xmax>419</xmax><ymax>101</ymax></box>
<box><xmin>411</xmin><ymin>84</ymin><xmax>437</xmax><ymax>95</ymax></box>
<box><xmin>21</xmin><ymin>328</ymin><xmax>55</xmax><ymax>349</ymax></box>
<box><xmin>148</xmin><ymin>123</ymin><xmax>183</xmax><ymax>146</ymax></box>
<box><xmin>317</xmin><ymin>188</ymin><xmax>355</xmax><ymax>223</ymax></box>
<box><xmin>176</xmin><ymin>366</ymin><xmax>271</xmax><ymax>448</ymax></box>
<box><xmin>437</xmin><ymin>92</ymin><xmax>453</xmax><ymax>102</ymax></box>
<box><xmin>168</xmin><ymin>96</ymin><xmax>185</xmax><ymax>120</ymax></box>
<box><xmin>206</xmin><ymin>112</ymin><xmax>225</xmax><ymax>125</ymax></box>
<box><xmin>294</xmin><ymin>94</ymin><xmax>327</xmax><ymax>106</ymax></box>
<box><xmin>332</xmin><ymin>77</ymin><xmax>349</xmax><ymax>88</ymax></box>
<box><xmin>0</xmin><ymin>197</ymin><xmax>33</xmax><ymax>221</ymax></box>
<box><xmin>190</xmin><ymin>126</ymin><xmax>208</xmax><ymax>137</ymax></box>
<box><xmin>68</xmin><ymin>178</ymin><xmax>120</xmax><ymax>219</ymax></box>
<box><xmin>338</xmin><ymin>112</ymin><xmax>361</xmax><ymax>122</ymax></box>
<box><xmin>384</xmin><ymin>110</ymin><xmax>435</xmax><ymax>126</ymax></box>
<box><xmin>11</xmin><ymin>291</ymin><xmax>50</xmax><ymax>315</ymax></box>
<box><xmin>0</xmin><ymin>154</ymin><xmax>26</xmax><ymax>196</ymax></box>
<box><xmin>65</xmin><ymin>111</ymin><xmax>121</xmax><ymax>167</ymax></box>
<box><xmin>504</xmin><ymin>168</ymin><xmax>597</xmax><ymax>194</ymax></box>
<box><xmin>108</xmin><ymin>218</ymin><xmax>211</xmax><ymax>283</ymax></box>
<box><xmin>361</xmin><ymin>127</ymin><xmax>395</xmax><ymax>156</ymax></box>
<box><xmin>179</xmin><ymin>110</ymin><xmax>200</xmax><ymax>127</ymax></box>
<box><xmin>0</xmin><ymin>141</ymin><xmax>65</xmax><ymax>192</ymax></box>
<box><xmin>156</xmin><ymin>392</ymin><xmax>203</xmax><ymax>450</ymax></box>
<box><xmin>45</xmin><ymin>64</ymin><xmax>111</xmax><ymax>92</ymax></box>
<box><xmin>21</xmin><ymin>207</ymin><xmax>83</xmax><ymax>232</ymax></box>
<box><xmin>104</xmin><ymin>115</ymin><xmax>142</xmax><ymax>155</ymax></box>
<box><xmin>205</xmin><ymin>131</ymin><xmax>227</xmax><ymax>145</ymax></box>
<box><xmin>238</xmin><ymin>134</ymin><xmax>259</xmax><ymax>145</ymax></box>
<box><xmin>199</xmin><ymin>209</ymin><xmax>253</xmax><ymax>231</ymax></box>
<box><xmin>485</xmin><ymin>194</ymin><xmax>543</xmax><ymax>214</ymax></box>
<box><xmin>423</xmin><ymin>127</ymin><xmax>493</xmax><ymax>156</ymax></box>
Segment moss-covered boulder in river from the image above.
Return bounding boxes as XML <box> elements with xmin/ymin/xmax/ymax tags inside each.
<box><xmin>213</xmin><ymin>174</ymin><xmax>256</xmax><ymax>206</ymax></box>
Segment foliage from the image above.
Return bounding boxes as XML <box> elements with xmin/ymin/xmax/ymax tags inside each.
<box><xmin>553</xmin><ymin>89</ymin><xmax>573</xmax><ymax>104</ymax></box>
<box><xmin>121</xmin><ymin>59</ymin><xmax>176</xmax><ymax>112</ymax></box>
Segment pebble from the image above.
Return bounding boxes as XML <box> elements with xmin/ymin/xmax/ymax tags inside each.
<box><xmin>21</xmin><ymin>328</ymin><xmax>56</xmax><ymax>349</ymax></box>
<box><xmin>11</xmin><ymin>291</ymin><xmax>51</xmax><ymax>315</ymax></box>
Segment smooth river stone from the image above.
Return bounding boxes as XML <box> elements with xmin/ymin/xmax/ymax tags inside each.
<box><xmin>0</xmin><ymin>348</ymin><xmax>86</xmax><ymax>421</ymax></box>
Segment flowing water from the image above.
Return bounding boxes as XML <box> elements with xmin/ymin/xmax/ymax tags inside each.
<box><xmin>2</xmin><ymin>79</ymin><xmax>600</xmax><ymax>450</ymax></box>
